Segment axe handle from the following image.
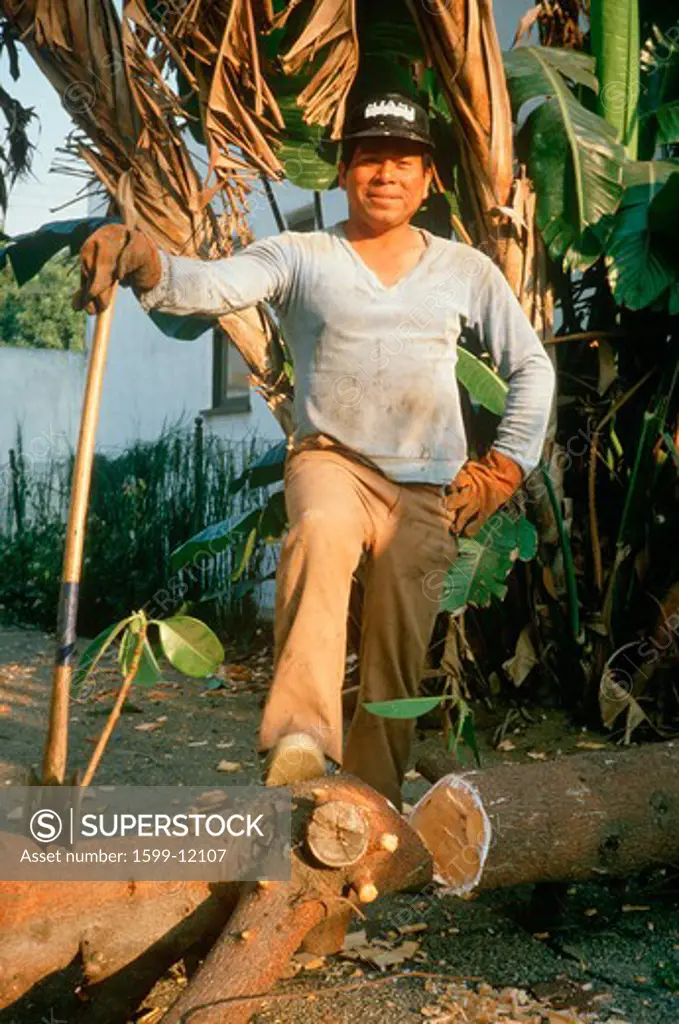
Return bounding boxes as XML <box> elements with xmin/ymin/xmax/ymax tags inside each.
<box><xmin>42</xmin><ymin>285</ymin><xmax>118</xmax><ymax>786</ymax></box>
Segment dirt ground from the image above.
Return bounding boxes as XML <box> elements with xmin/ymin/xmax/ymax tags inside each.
<box><xmin>1</xmin><ymin>624</ymin><xmax>679</xmax><ymax>1023</ymax></box>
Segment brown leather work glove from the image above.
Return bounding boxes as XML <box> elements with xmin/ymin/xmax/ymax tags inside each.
<box><xmin>444</xmin><ymin>449</ymin><xmax>524</xmax><ymax>538</ymax></box>
<box><xmin>72</xmin><ymin>224</ymin><xmax>162</xmax><ymax>314</ymax></box>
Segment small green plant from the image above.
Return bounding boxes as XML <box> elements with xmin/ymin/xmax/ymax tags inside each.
<box><xmin>73</xmin><ymin>608</ymin><xmax>224</xmax><ymax>785</ymax></box>
<box><xmin>364</xmin><ymin>690</ymin><xmax>481</xmax><ymax>767</ymax></box>
<box><xmin>75</xmin><ymin>610</ymin><xmax>224</xmax><ymax>693</ymax></box>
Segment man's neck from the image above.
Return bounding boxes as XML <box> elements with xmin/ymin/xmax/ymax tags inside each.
<box><xmin>342</xmin><ymin>219</ymin><xmax>416</xmax><ymax>250</ymax></box>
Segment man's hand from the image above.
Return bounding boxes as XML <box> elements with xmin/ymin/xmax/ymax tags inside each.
<box><xmin>444</xmin><ymin>449</ymin><xmax>523</xmax><ymax>537</ymax></box>
<box><xmin>73</xmin><ymin>224</ymin><xmax>162</xmax><ymax>314</ymax></box>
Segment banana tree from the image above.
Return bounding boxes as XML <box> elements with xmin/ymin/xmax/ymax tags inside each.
<box><xmin>531</xmin><ymin>0</ymin><xmax>679</xmax><ymax>731</ymax></box>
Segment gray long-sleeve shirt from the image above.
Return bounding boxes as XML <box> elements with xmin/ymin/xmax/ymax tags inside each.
<box><xmin>141</xmin><ymin>224</ymin><xmax>555</xmax><ymax>484</ymax></box>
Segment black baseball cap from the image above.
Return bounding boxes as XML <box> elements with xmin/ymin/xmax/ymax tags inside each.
<box><xmin>342</xmin><ymin>92</ymin><xmax>434</xmax><ymax>150</ymax></box>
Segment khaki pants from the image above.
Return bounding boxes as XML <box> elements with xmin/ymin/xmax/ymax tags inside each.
<box><xmin>258</xmin><ymin>436</ymin><xmax>458</xmax><ymax>809</ymax></box>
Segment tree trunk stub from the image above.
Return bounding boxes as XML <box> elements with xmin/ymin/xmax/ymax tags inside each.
<box><xmin>409</xmin><ymin>774</ymin><xmax>492</xmax><ymax>894</ymax></box>
<box><xmin>306</xmin><ymin>798</ymin><xmax>370</xmax><ymax>867</ymax></box>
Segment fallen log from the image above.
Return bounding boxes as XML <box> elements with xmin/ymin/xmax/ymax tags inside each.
<box><xmin>160</xmin><ymin>775</ymin><xmax>431</xmax><ymax>1023</ymax></box>
<box><xmin>0</xmin><ymin>775</ymin><xmax>430</xmax><ymax>1023</ymax></box>
<box><xmin>0</xmin><ymin>877</ymin><xmax>240</xmax><ymax>1010</ymax></box>
<box><xmin>413</xmin><ymin>742</ymin><xmax>679</xmax><ymax>892</ymax></box>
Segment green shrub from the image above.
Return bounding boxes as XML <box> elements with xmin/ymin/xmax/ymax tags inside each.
<box><xmin>0</xmin><ymin>420</ymin><xmax>277</xmax><ymax>638</ymax></box>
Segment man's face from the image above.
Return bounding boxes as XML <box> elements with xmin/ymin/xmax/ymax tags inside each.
<box><xmin>338</xmin><ymin>138</ymin><xmax>433</xmax><ymax>231</ymax></box>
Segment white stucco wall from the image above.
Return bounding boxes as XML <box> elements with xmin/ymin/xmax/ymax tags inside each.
<box><xmin>0</xmin><ymin>346</ymin><xmax>85</xmax><ymax>467</ymax></box>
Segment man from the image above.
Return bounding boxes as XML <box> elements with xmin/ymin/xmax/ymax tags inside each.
<box><xmin>75</xmin><ymin>92</ymin><xmax>555</xmax><ymax>810</ymax></box>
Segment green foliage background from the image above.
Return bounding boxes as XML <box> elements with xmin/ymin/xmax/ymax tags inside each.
<box><xmin>0</xmin><ymin>254</ymin><xmax>85</xmax><ymax>351</ymax></box>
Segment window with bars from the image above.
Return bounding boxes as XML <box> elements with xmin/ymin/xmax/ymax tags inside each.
<box><xmin>209</xmin><ymin>199</ymin><xmax>321</xmax><ymax>414</ymax></box>
<box><xmin>211</xmin><ymin>326</ymin><xmax>252</xmax><ymax>414</ymax></box>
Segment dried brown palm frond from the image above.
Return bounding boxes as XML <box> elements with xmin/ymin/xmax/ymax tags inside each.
<box><xmin>514</xmin><ymin>0</ymin><xmax>587</xmax><ymax>49</ymax></box>
<box><xmin>0</xmin><ymin>0</ymin><xmax>292</xmax><ymax>429</ymax></box>
<box><xmin>0</xmin><ymin>0</ymin><xmax>203</xmax><ymax>247</ymax></box>
<box><xmin>276</xmin><ymin>0</ymin><xmax>358</xmax><ymax>138</ymax></box>
<box><xmin>538</xmin><ymin>0</ymin><xmax>587</xmax><ymax>50</ymax></box>
<box><xmin>408</xmin><ymin>0</ymin><xmax>513</xmax><ymax>248</ymax></box>
<box><xmin>139</xmin><ymin>0</ymin><xmax>286</xmax><ymax>189</ymax></box>
<box><xmin>0</xmin><ymin>83</ymin><xmax>36</xmax><ymax>212</ymax></box>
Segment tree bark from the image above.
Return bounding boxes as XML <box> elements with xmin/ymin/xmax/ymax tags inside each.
<box><xmin>160</xmin><ymin>775</ymin><xmax>431</xmax><ymax>1023</ymax></box>
<box><xmin>415</xmin><ymin>743</ymin><xmax>679</xmax><ymax>891</ymax></box>
<box><xmin>0</xmin><ymin>776</ymin><xmax>430</xmax><ymax>1022</ymax></box>
<box><xmin>0</xmin><ymin>877</ymin><xmax>240</xmax><ymax>1010</ymax></box>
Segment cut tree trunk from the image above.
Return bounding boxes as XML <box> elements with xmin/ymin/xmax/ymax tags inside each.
<box><xmin>0</xmin><ymin>776</ymin><xmax>430</xmax><ymax>1023</ymax></box>
<box><xmin>414</xmin><ymin>743</ymin><xmax>679</xmax><ymax>891</ymax></box>
<box><xmin>160</xmin><ymin>775</ymin><xmax>431</xmax><ymax>1023</ymax></box>
<box><xmin>0</xmin><ymin>878</ymin><xmax>241</xmax><ymax>1011</ymax></box>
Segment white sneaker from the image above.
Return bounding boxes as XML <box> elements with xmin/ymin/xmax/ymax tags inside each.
<box><xmin>264</xmin><ymin>733</ymin><xmax>326</xmax><ymax>787</ymax></box>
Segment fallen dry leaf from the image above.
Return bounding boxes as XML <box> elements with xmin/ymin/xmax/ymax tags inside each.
<box><xmin>216</xmin><ymin>760</ymin><xmax>242</xmax><ymax>773</ymax></box>
<box><xmin>0</xmin><ymin>705</ymin><xmax>11</xmax><ymax>716</ymax></box>
<box><xmin>342</xmin><ymin>939</ymin><xmax>420</xmax><ymax>970</ymax></box>
<box><xmin>293</xmin><ymin>952</ymin><xmax>326</xmax><ymax>970</ymax></box>
<box><xmin>187</xmin><ymin>740</ymin><xmax>208</xmax><ymax>747</ymax></box>
<box><xmin>230</xmin><ymin>665</ymin><xmax>252</xmax><ymax>682</ymax></box>
<box><xmin>136</xmin><ymin>1009</ymin><xmax>165</xmax><ymax>1024</ymax></box>
<box><xmin>496</xmin><ymin>738</ymin><xmax>517</xmax><ymax>752</ymax></box>
<box><xmin>502</xmin><ymin>625</ymin><xmax>538</xmax><ymax>687</ymax></box>
<box><xmin>575</xmin><ymin>741</ymin><xmax>606</xmax><ymax>750</ymax></box>
<box><xmin>526</xmin><ymin>750</ymin><xmax>548</xmax><ymax>761</ymax></box>
<box><xmin>342</xmin><ymin>929</ymin><xmax>367</xmax><ymax>950</ymax></box>
<box><xmin>135</xmin><ymin>722</ymin><xmax>162</xmax><ymax>732</ymax></box>
<box><xmin>404</xmin><ymin>769</ymin><xmax>422</xmax><ymax>781</ymax></box>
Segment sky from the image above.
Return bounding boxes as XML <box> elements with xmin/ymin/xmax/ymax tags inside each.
<box><xmin>1</xmin><ymin>2</ymin><xmax>528</xmax><ymax>238</ymax></box>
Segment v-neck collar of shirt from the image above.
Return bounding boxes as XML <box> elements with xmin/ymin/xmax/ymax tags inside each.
<box><xmin>334</xmin><ymin>222</ymin><xmax>436</xmax><ymax>293</ymax></box>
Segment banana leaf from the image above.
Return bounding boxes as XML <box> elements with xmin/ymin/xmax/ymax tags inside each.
<box><xmin>654</xmin><ymin>101</ymin><xmax>679</xmax><ymax>145</ymax></box>
<box><xmin>505</xmin><ymin>46</ymin><xmax>625</xmax><ymax>270</ymax></box>
<box><xmin>455</xmin><ymin>348</ymin><xmax>508</xmax><ymax>417</ymax></box>
<box><xmin>605</xmin><ymin>162</ymin><xmax>679</xmax><ymax>309</ymax></box>
<box><xmin>0</xmin><ymin>216</ymin><xmax>114</xmax><ymax>285</ymax></box>
<box><xmin>170</xmin><ymin>491</ymin><xmax>287</xmax><ymax>575</ymax></box>
<box><xmin>590</xmin><ymin>0</ymin><xmax>640</xmax><ymax>158</ymax></box>
<box><xmin>648</xmin><ymin>171</ymin><xmax>679</xmax><ymax>244</ymax></box>
<box><xmin>442</xmin><ymin>513</ymin><xmax>538</xmax><ymax>613</ymax></box>
<box><xmin>229</xmin><ymin>440</ymin><xmax>288</xmax><ymax>494</ymax></box>
<box><xmin>639</xmin><ymin>11</ymin><xmax>679</xmax><ymax>157</ymax></box>
<box><xmin>275</xmin><ymin>73</ymin><xmax>339</xmax><ymax>190</ymax></box>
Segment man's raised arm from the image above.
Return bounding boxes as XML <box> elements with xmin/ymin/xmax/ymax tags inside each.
<box><xmin>73</xmin><ymin>224</ymin><xmax>296</xmax><ymax>318</ymax></box>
